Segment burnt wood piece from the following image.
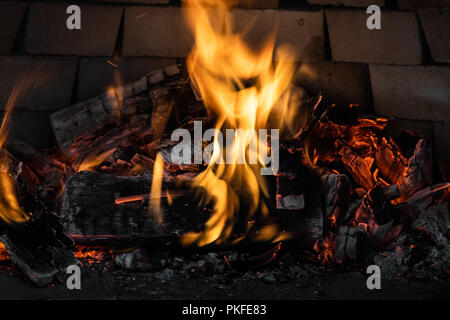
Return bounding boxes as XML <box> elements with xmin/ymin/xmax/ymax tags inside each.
<box><xmin>62</xmin><ymin>171</ymin><xmax>322</xmax><ymax>250</ymax></box>
<box><xmin>382</xmin><ymin>184</ymin><xmax>400</xmax><ymax>200</ymax></box>
<box><xmin>334</xmin><ymin>226</ymin><xmax>371</xmax><ymax>264</ymax></box>
<box><xmin>0</xmin><ymin>213</ymin><xmax>76</xmax><ymax>287</ymax></box>
<box><xmin>400</xmin><ymin>139</ymin><xmax>433</xmax><ymax>198</ymax></box>
<box><xmin>338</xmin><ymin>144</ymin><xmax>375</xmax><ymax>191</ymax></box>
<box><xmin>355</xmin><ymin>184</ymin><xmax>393</xmax><ymax>229</ymax></box>
<box><xmin>50</xmin><ymin>65</ymin><xmax>199</xmax><ymax>157</ymax></box>
<box><xmin>375</xmin><ymin>137</ymin><xmax>408</xmax><ymax>185</ymax></box>
<box><xmin>0</xmin><ymin>152</ymin><xmax>75</xmax><ymax>287</ymax></box>
<box><xmin>275</xmin><ymin>149</ymin><xmax>307</xmax><ymax>210</ymax></box>
<box><xmin>320</xmin><ymin>173</ymin><xmax>350</xmax><ymax>228</ymax></box>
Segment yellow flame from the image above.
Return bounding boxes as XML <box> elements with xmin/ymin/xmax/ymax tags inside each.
<box><xmin>149</xmin><ymin>152</ymin><xmax>165</xmax><ymax>228</ymax></box>
<box><xmin>0</xmin><ymin>82</ymin><xmax>30</xmax><ymax>225</ymax></box>
<box><xmin>181</xmin><ymin>0</ymin><xmax>298</xmax><ymax>246</ymax></box>
<box><xmin>77</xmin><ymin>148</ymin><xmax>116</xmax><ymax>172</ymax></box>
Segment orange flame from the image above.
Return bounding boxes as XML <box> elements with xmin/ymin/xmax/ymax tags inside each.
<box><xmin>77</xmin><ymin>148</ymin><xmax>116</xmax><ymax>172</ymax></box>
<box><xmin>149</xmin><ymin>152</ymin><xmax>165</xmax><ymax>229</ymax></box>
<box><xmin>0</xmin><ymin>82</ymin><xmax>30</xmax><ymax>225</ymax></box>
<box><xmin>181</xmin><ymin>0</ymin><xmax>298</xmax><ymax>246</ymax></box>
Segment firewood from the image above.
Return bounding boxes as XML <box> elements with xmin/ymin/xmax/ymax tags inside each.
<box><xmin>338</xmin><ymin>144</ymin><xmax>375</xmax><ymax>191</ymax></box>
<box><xmin>400</xmin><ymin>139</ymin><xmax>433</xmax><ymax>198</ymax></box>
<box><xmin>334</xmin><ymin>226</ymin><xmax>371</xmax><ymax>264</ymax></box>
<box><xmin>355</xmin><ymin>184</ymin><xmax>393</xmax><ymax>230</ymax></box>
<box><xmin>320</xmin><ymin>173</ymin><xmax>350</xmax><ymax>228</ymax></box>
<box><xmin>375</xmin><ymin>137</ymin><xmax>407</xmax><ymax>185</ymax></box>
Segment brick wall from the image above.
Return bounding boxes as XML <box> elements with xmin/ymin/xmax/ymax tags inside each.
<box><xmin>0</xmin><ymin>0</ymin><xmax>448</xmax><ymax>176</ymax></box>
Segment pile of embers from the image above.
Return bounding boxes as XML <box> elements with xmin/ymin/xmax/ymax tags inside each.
<box><xmin>0</xmin><ymin>64</ymin><xmax>449</xmax><ymax>287</ymax></box>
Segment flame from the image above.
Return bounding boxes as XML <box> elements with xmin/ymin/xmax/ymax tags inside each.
<box><xmin>0</xmin><ymin>242</ymin><xmax>9</xmax><ymax>261</ymax></box>
<box><xmin>77</xmin><ymin>148</ymin><xmax>116</xmax><ymax>172</ymax></box>
<box><xmin>0</xmin><ymin>82</ymin><xmax>30</xmax><ymax>225</ymax></box>
<box><xmin>181</xmin><ymin>0</ymin><xmax>298</xmax><ymax>246</ymax></box>
<box><xmin>149</xmin><ymin>152</ymin><xmax>165</xmax><ymax>229</ymax></box>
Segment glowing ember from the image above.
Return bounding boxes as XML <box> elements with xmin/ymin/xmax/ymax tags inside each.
<box><xmin>0</xmin><ymin>242</ymin><xmax>9</xmax><ymax>261</ymax></box>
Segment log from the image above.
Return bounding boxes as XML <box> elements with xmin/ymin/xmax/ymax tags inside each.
<box><xmin>400</xmin><ymin>139</ymin><xmax>433</xmax><ymax>198</ymax></box>
<box><xmin>334</xmin><ymin>226</ymin><xmax>371</xmax><ymax>264</ymax></box>
<box><xmin>375</xmin><ymin>137</ymin><xmax>407</xmax><ymax>185</ymax></box>
<box><xmin>338</xmin><ymin>144</ymin><xmax>375</xmax><ymax>191</ymax></box>
<box><xmin>355</xmin><ymin>184</ymin><xmax>393</xmax><ymax>230</ymax></box>
<box><xmin>0</xmin><ymin>213</ymin><xmax>76</xmax><ymax>287</ymax></box>
<box><xmin>61</xmin><ymin>171</ymin><xmax>323</xmax><ymax>250</ymax></box>
<box><xmin>51</xmin><ymin>65</ymin><xmax>204</xmax><ymax>158</ymax></box>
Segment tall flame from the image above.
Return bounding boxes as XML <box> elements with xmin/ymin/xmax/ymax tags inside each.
<box><xmin>0</xmin><ymin>82</ymin><xmax>30</xmax><ymax>225</ymax></box>
<box><xmin>181</xmin><ymin>0</ymin><xmax>297</xmax><ymax>246</ymax></box>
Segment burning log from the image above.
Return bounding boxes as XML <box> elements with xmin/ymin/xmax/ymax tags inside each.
<box><xmin>338</xmin><ymin>144</ymin><xmax>375</xmax><ymax>191</ymax></box>
<box><xmin>375</xmin><ymin>137</ymin><xmax>408</xmax><ymax>185</ymax></box>
<box><xmin>0</xmin><ymin>213</ymin><xmax>76</xmax><ymax>287</ymax></box>
<box><xmin>320</xmin><ymin>173</ymin><xmax>350</xmax><ymax>228</ymax></box>
<box><xmin>0</xmin><ymin>150</ymin><xmax>75</xmax><ymax>287</ymax></box>
<box><xmin>61</xmin><ymin>171</ymin><xmax>323</xmax><ymax>250</ymax></box>
<box><xmin>51</xmin><ymin>65</ymin><xmax>204</xmax><ymax>159</ymax></box>
<box><xmin>355</xmin><ymin>184</ymin><xmax>393</xmax><ymax>231</ymax></box>
<box><xmin>400</xmin><ymin>139</ymin><xmax>433</xmax><ymax>198</ymax></box>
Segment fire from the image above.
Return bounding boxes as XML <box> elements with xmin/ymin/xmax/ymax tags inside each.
<box><xmin>181</xmin><ymin>0</ymin><xmax>298</xmax><ymax>246</ymax></box>
<box><xmin>0</xmin><ymin>82</ymin><xmax>30</xmax><ymax>225</ymax></box>
<box><xmin>77</xmin><ymin>148</ymin><xmax>116</xmax><ymax>172</ymax></box>
<box><xmin>149</xmin><ymin>152</ymin><xmax>165</xmax><ymax>229</ymax></box>
<box><xmin>0</xmin><ymin>242</ymin><xmax>9</xmax><ymax>261</ymax></box>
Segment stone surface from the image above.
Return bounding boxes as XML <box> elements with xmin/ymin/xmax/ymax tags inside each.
<box><xmin>307</xmin><ymin>0</ymin><xmax>384</xmax><ymax>6</ymax></box>
<box><xmin>295</xmin><ymin>61</ymin><xmax>372</xmax><ymax>110</ymax></box>
<box><xmin>419</xmin><ymin>8</ymin><xmax>450</xmax><ymax>63</ymax></box>
<box><xmin>369</xmin><ymin>65</ymin><xmax>450</xmax><ymax>122</ymax></box>
<box><xmin>0</xmin><ymin>2</ymin><xmax>28</xmax><ymax>54</ymax></box>
<box><xmin>24</xmin><ymin>3</ymin><xmax>123</xmax><ymax>56</ymax></box>
<box><xmin>326</xmin><ymin>9</ymin><xmax>422</xmax><ymax>65</ymax></box>
<box><xmin>76</xmin><ymin>57</ymin><xmax>176</xmax><ymax>102</ymax></box>
<box><xmin>0</xmin><ymin>56</ymin><xmax>77</xmax><ymax>111</ymax></box>
<box><xmin>398</xmin><ymin>0</ymin><xmax>450</xmax><ymax>10</ymax></box>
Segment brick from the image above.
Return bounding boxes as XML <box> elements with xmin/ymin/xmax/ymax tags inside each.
<box><xmin>1</xmin><ymin>111</ymin><xmax>54</xmax><ymax>149</ymax></box>
<box><xmin>0</xmin><ymin>2</ymin><xmax>28</xmax><ymax>54</ymax></box>
<box><xmin>307</xmin><ymin>0</ymin><xmax>384</xmax><ymax>7</ymax></box>
<box><xmin>76</xmin><ymin>57</ymin><xmax>176</xmax><ymax>102</ymax></box>
<box><xmin>419</xmin><ymin>8</ymin><xmax>450</xmax><ymax>63</ymax></box>
<box><xmin>233</xmin><ymin>9</ymin><xmax>325</xmax><ymax>61</ymax></box>
<box><xmin>277</xmin><ymin>10</ymin><xmax>325</xmax><ymax>61</ymax></box>
<box><xmin>25</xmin><ymin>3</ymin><xmax>123</xmax><ymax>56</ymax></box>
<box><xmin>370</xmin><ymin>65</ymin><xmax>450</xmax><ymax>122</ymax></box>
<box><xmin>398</xmin><ymin>0</ymin><xmax>450</xmax><ymax>10</ymax></box>
<box><xmin>295</xmin><ymin>62</ymin><xmax>372</xmax><ymax>111</ymax></box>
<box><xmin>124</xmin><ymin>7</ymin><xmax>173</xmax><ymax>57</ymax></box>
<box><xmin>123</xmin><ymin>6</ymin><xmax>324</xmax><ymax>61</ymax></box>
<box><xmin>326</xmin><ymin>10</ymin><xmax>422</xmax><ymax>65</ymax></box>
<box><xmin>0</xmin><ymin>56</ymin><xmax>77</xmax><ymax>111</ymax></box>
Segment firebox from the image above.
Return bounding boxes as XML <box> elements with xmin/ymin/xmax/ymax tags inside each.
<box><xmin>0</xmin><ymin>0</ymin><xmax>449</xmax><ymax>301</ymax></box>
